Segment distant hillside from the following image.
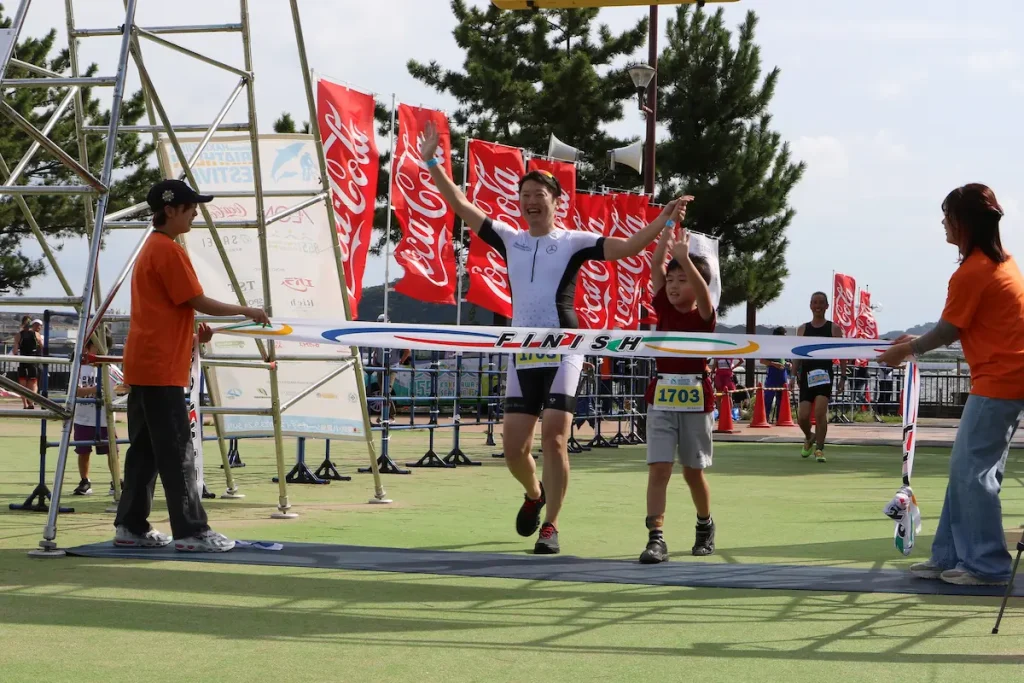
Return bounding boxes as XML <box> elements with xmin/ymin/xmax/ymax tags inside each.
<box><xmin>881</xmin><ymin>322</ymin><xmax>937</xmax><ymax>339</ymax></box>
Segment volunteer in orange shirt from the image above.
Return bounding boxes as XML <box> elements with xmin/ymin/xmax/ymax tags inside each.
<box><xmin>878</xmin><ymin>183</ymin><xmax>1024</xmax><ymax>587</ymax></box>
<box><xmin>113</xmin><ymin>179</ymin><xmax>269</xmax><ymax>553</ymax></box>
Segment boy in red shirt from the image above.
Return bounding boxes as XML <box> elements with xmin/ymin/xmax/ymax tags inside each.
<box><xmin>640</xmin><ymin>210</ymin><xmax>717</xmax><ymax>564</ymax></box>
<box><xmin>114</xmin><ymin>179</ymin><xmax>268</xmax><ymax>552</ymax></box>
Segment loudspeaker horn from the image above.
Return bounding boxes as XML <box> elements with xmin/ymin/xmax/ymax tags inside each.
<box><xmin>608</xmin><ymin>140</ymin><xmax>644</xmax><ymax>174</ymax></box>
<box><xmin>547</xmin><ymin>133</ymin><xmax>582</xmax><ymax>162</ymax></box>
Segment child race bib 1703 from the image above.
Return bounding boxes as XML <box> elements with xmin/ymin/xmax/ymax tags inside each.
<box><xmin>807</xmin><ymin>368</ymin><xmax>831</xmax><ymax>388</ymax></box>
<box><xmin>514</xmin><ymin>353</ymin><xmax>562</xmax><ymax>370</ymax></box>
<box><xmin>653</xmin><ymin>374</ymin><xmax>704</xmax><ymax>412</ymax></box>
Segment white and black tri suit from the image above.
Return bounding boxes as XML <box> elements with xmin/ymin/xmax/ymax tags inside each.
<box><xmin>478</xmin><ymin>218</ymin><xmax>608</xmax><ymax>416</ymax></box>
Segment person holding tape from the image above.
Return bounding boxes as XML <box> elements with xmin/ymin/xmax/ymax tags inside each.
<box><xmin>420</xmin><ymin>122</ymin><xmax>688</xmax><ymax>554</ymax></box>
<box><xmin>794</xmin><ymin>292</ymin><xmax>846</xmax><ymax>463</ymax></box>
<box><xmin>878</xmin><ymin>183</ymin><xmax>1024</xmax><ymax>587</ymax></box>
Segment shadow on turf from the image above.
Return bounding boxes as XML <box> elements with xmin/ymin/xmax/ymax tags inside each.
<box><xmin>0</xmin><ymin>550</ymin><xmax>1020</xmax><ymax>664</ymax></box>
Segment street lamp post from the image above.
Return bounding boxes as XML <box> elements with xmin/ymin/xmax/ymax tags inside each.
<box><xmin>626</xmin><ymin>7</ymin><xmax>659</xmax><ymax>196</ymax></box>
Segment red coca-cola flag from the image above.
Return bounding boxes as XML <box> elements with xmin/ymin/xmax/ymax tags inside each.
<box><xmin>855</xmin><ymin>290</ymin><xmax>878</xmax><ymax>339</ymax></box>
<box><xmin>464</xmin><ymin>139</ymin><xmax>527</xmax><ymax>318</ymax></box>
<box><xmin>573</xmin><ymin>193</ymin><xmax>615</xmax><ymax>329</ymax></box>
<box><xmin>391</xmin><ymin>104</ymin><xmax>457</xmax><ymax>304</ymax></box>
<box><xmin>609</xmin><ymin>193</ymin><xmax>651</xmax><ymax>330</ymax></box>
<box><xmin>315</xmin><ymin>78</ymin><xmax>379</xmax><ymax>317</ymax></box>
<box><xmin>832</xmin><ymin>273</ymin><xmax>857</xmax><ymax>338</ymax></box>
<box><xmin>526</xmin><ymin>157</ymin><xmax>576</xmax><ymax>229</ymax></box>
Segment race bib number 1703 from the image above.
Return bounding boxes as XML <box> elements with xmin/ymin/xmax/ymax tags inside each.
<box><xmin>653</xmin><ymin>374</ymin><xmax>704</xmax><ymax>412</ymax></box>
<box><xmin>807</xmin><ymin>369</ymin><xmax>831</xmax><ymax>388</ymax></box>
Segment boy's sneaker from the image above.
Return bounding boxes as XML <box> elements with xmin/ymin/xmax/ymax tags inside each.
<box><xmin>940</xmin><ymin>567</ymin><xmax>1008</xmax><ymax>587</ymax></box>
<box><xmin>814</xmin><ymin>449</ymin><xmax>826</xmax><ymax>463</ymax></box>
<box><xmin>73</xmin><ymin>478</ymin><xmax>92</xmax><ymax>496</ymax></box>
<box><xmin>692</xmin><ymin>520</ymin><xmax>716</xmax><ymax>556</ymax></box>
<box><xmin>516</xmin><ymin>483</ymin><xmax>545</xmax><ymax>537</ymax></box>
<box><xmin>174</xmin><ymin>529</ymin><xmax>236</xmax><ymax>553</ymax></box>
<box><xmin>533</xmin><ymin>523</ymin><xmax>559</xmax><ymax>555</ymax></box>
<box><xmin>113</xmin><ymin>525</ymin><xmax>171</xmax><ymax>548</ymax></box>
<box><xmin>639</xmin><ymin>537</ymin><xmax>668</xmax><ymax>564</ymax></box>
<box><xmin>108</xmin><ymin>479</ymin><xmax>124</xmax><ymax>496</ymax></box>
<box><xmin>909</xmin><ymin>560</ymin><xmax>945</xmax><ymax>580</ymax></box>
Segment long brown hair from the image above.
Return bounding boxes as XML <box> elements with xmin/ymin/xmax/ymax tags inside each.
<box><xmin>943</xmin><ymin>183</ymin><xmax>1005</xmax><ymax>263</ymax></box>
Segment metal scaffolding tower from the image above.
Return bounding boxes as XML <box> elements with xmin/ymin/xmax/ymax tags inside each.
<box><xmin>0</xmin><ymin>0</ymin><xmax>388</xmax><ymax>557</ymax></box>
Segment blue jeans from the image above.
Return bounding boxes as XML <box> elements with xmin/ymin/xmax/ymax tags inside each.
<box><xmin>930</xmin><ymin>395</ymin><xmax>1024</xmax><ymax>581</ymax></box>
<box><xmin>765</xmin><ymin>390</ymin><xmax>780</xmax><ymax>421</ymax></box>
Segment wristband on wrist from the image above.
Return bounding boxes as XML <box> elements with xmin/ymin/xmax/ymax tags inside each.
<box><xmin>425</xmin><ymin>157</ymin><xmax>440</xmax><ymax>169</ymax></box>
<box><xmin>665</xmin><ymin>219</ymin><xmax>676</xmax><ymax>228</ymax></box>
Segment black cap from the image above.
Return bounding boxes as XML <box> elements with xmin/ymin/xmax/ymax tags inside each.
<box><xmin>147</xmin><ymin>179</ymin><xmax>214</xmax><ymax>211</ymax></box>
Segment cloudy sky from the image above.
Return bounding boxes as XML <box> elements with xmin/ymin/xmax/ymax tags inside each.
<box><xmin>14</xmin><ymin>0</ymin><xmax>1024</xmax><ymax>332</ymax></box>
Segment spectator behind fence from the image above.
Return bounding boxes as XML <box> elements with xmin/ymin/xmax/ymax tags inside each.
<box><xmin>72</xmin><ymin>334</ymin><xmax>127</xmax><ymax>497</ymax></box>
<box><xmin>761</xmin><ymin>327</ymin><xmax>791</xmax><ymax>421</ymax></box>
<box><xmin>13</xmin><ymin>316</ymin><xmax>42</xmax><ymax>409</ymax></box>
<box><xmin>114</xmin><ymin>179</ymin><xmax>269</xmax><ymax>554</ymax></box>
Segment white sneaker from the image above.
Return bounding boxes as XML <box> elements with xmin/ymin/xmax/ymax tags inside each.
<box><xmin>174</xmin><ymin>529</ymin><xmax>235</xmax><ymax>553</ymax></box>
<box><xmin>909</xmin><ymin>561</ymin><xmax>944</xmax><ymax>579</ymax></box>
<box><xmin>113</xmin><ymin>525</ymin><xmax>171</xmax><ymax>548</ymax></box>
<box><xmin>940</xmin><ymin>568</ymin><xmax>1008</xmax><ymax>587</ymax></box>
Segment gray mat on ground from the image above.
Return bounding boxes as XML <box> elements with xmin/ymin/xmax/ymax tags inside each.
<box><xmin>66</xmin><ymin>541</ymin><xmax>1022</xmax><ymax>597</ymax></box>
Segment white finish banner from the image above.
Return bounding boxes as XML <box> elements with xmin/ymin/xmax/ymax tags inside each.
<box><xmin>214</xmin><ymin>319</ymin><xmax>891</xmax><ymax>360</ymax></box>
<box><xmin>159</xmin><ymin>135</ymin><xmax>367</xmax><ymax>439</ymax></box>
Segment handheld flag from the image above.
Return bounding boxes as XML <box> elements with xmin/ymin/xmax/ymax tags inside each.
<box><xmin>883</xmin><ymin>362</ymin><xmax>921</xmax><ymax>555</ymax></box>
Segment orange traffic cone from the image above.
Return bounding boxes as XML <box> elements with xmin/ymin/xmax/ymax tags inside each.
<box><xmin>776</xmin><ymin>385</ymin><xmax>796</xmax><ymax>427</ymax></box>
<box><xmin>714</xmin><ymin>392</ymin><xmax>736</xmax><ymax>434</ymax></box>
<box><xmin>749</xmin><ymin>383</ymin><xmax>771</xmax><ymax>428</ymax></box>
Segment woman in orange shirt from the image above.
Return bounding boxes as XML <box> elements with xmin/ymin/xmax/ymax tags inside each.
<box><xmin>878</xmin><ymin>183</ymin><xmax>1024</xmax><ymax>587</ymax></box>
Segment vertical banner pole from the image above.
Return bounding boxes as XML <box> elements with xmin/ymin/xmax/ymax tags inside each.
<box><xmin>383</xmin><ymin>93</ymin><xmax>396</xmax><ymax>322</ymax></box>
<box><xmin>456</xmin><ymin>137</ymin><xmax>469</xmax><ymax>327</ymax></box>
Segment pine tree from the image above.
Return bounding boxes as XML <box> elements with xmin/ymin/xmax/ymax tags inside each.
<box><xmin>0</xmin><ymin>9</ymin><xmax>161</xmax><ymax>293</ymax></box>
<box><xmin>272</xmin><ymin>112</ymin><xmax>309</xmax><ymax>134</ymax></box>
<box><xmin>657</xmin><ymin>6</ymin><xmax>804</xmax><ymax>369</ymax></box>
<box><xmin>401</xmin><ymin>0</ymin><xmax>648</xmax><ymax>252</ymax></box>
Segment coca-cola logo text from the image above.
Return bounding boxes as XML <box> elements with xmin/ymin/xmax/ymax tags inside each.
<box><xmin>208</xmin><ymin>203</ymin><xmax>247</xmax><ymax>220</ymax></box>
<box><xmin>469</xmin><ymin>249</ymin><xmax>511</xmax><ymax>305</ymax></box>
<box><xmin>469</xmin><ymin>155</ymin><xmax>523</xmax><ymax>228</ymax></box>
<box><xmin>833</xmin><ymin>278</ymin><xmax>856</xmax><ymax>331</ymax></box>
<box><xmin>282</xmin><ymin>277</ymin><xmax>313</xmax><ymax>292</ymax></box>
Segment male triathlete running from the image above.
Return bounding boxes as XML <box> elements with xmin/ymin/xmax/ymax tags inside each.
<box><xmin>420</xmin><ymin>122</ymin><xmax>686</xmax><ymax>554</ymax></box>
<box><xmin>794</xmin><ymin>292</ymin><xmax>846</xmax><ymax>463</ymax></box>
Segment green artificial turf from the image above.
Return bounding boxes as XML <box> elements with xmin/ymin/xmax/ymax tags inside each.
<box><xmin>1</xmin><ymin>420</ymin><xmax>1022</xmax><ymax>682</ymax></box>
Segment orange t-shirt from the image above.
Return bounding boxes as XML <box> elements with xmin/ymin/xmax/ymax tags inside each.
<box><xmin>940</xmin><ymin>251</ymin><xmax>1024</xmax><ymax>400</ymax></box>
<box><xmin>123</xmin><ymin>232</ymin><xmax>204</xmax><ymax>387</ymax></box>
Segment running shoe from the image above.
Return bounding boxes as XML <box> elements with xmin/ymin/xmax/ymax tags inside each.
<box><xmin>174</xmin><ymin>529</ymin><xmax>236</xmax><ymax>553</ymax></box>
<box><xmin>533</xmin><ymin>522</ymin><xmax>560</xmax><ymax>555</ymax></box>
<box><xmin>800</xmin><ymin>440</ymin><xmax>813</xmax><ymax>458</ymax></box>
<box><xmin>692</xmin><ymin>520</ymin><xmax>716</xmax><ymax>557</ymax></box>
<box><xmin>814</xmin><ymin>449</ymin><xmax>826</xmax><ymax>463</ymax></box>
<box><xmin>516</xmin><ymin>483</ymin><xmax>545</xmax><ymax>537</ymax></box>
<box><xmin>639</xmin><ymin>537</ymin><xmax>668</xmax><ymax>564</ymax></box>
<box><xmin>72</xmin><ymin>478</ymin><xmax>92</xmax><ymax>496</ymax></box>
<box><xmin>113</xmin><ymin>525</ymin><xmax>171</xmax><ymax>548</ymax></box>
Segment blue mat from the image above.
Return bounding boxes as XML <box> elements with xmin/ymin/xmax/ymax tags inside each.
<box><xmin>66</xmin><ymin>541</ymin><xmax>1022</xmax><ymax>597</ymax></box>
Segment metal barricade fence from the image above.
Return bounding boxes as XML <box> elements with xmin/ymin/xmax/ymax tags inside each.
<box><xmin>7</xmin><ymin>326</ymin><xmax>976</xmax><ymax>495</ymax></box>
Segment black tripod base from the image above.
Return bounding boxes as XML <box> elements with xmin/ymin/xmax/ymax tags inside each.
<box><xmin>221</xmin><ymin>440</ymin><xmax>245</xmax><ymax>468</ymax></box>
<box><xmin>8</xmin><ymin>484</ymin><xmax>74</xmax><ymax>514</ymax></box>
<box><xmin>444</xmin><ymin>448</ymin><xmax>481</xmax><ymax>466</ymax></box>
<box><xmin>274</xmin><ymin>460</ymin><xmax>329</xmax><ymax>485</ymax></box>
<box><xmin>588</xmin><ymin>434</ymin><xmax>618</xmax><ymax>449</ymax></box>
<box><xmin>408</xmin><ymin>450</ymin><xmax>454</xmax><ymax>468</ymax></box>
<box><xmin>315</xmin><ymin>458</ymin><xmax>352</xmax><ymax>481</ymax></box>
<box><xmin>359</xmin><ymin>454</ymin><xmax>411</xmax><ymax>475</ymax></box>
